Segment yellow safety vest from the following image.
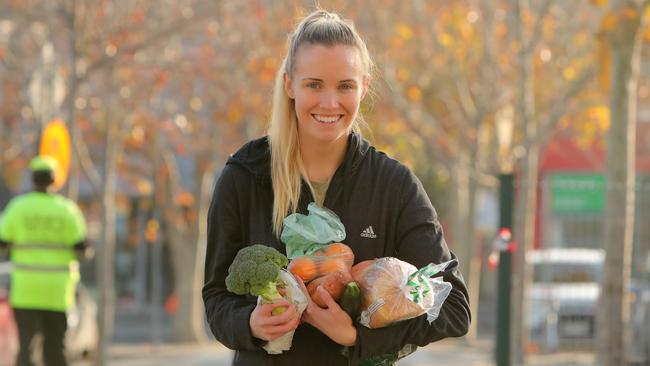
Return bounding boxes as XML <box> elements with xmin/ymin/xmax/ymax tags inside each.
<box><xmin>0</xmin><ymin>192</ymin><xmax>86</xmax><ymax>311</ymax></box>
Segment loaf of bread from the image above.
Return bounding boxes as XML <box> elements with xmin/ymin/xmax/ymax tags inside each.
<box><xmin>352</xmin><ymin>257</ymin><xmax>430</xmax><ymax>328</ymax></box>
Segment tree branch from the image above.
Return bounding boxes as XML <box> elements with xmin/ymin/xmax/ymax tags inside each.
<box><xmin>451</xmin><ymin>65</ymin><xmax>479</xmax><ymax>124</ymax></box>
<box><xmin>524</xmin><ymin>0</ymin><xmax>555</xmax><ymax>55</ymax></box>
<box><xmin>534</xmin><ymin>66</ymin><xmax>597</xmax><ymax>146</ymax></box>
<box><xmin>73</xmin><ymin>131</ymin><xmax>102</xmax><ymax>196</ymax></box>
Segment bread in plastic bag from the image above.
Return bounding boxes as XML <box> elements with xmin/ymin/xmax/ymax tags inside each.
<box><xmin>352</xmin><ymin>257</ymin><xmax>456</xmax><ymax>328</ymax></box>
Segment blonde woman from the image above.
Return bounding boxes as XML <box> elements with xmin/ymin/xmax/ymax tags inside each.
<box><xmin>203</xmin><ymin>10</ymin><xmax>470</xmax><ymax>365</ymax></box>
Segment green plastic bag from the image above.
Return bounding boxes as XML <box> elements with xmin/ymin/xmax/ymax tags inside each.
<box><xmin>281</xmin><ymin>203</ymin><xmax>346</xmax><ymax>259</ymax></box>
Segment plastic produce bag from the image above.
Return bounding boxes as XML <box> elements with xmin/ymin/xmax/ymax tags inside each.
<box><xmin>352</xmin><ymin>258</ymin><xmax>457</xmax><ymax>329</ymax></box>
<box><xmin>287</xmin><ymin>242</ymin><xmax>355</xmax><ymax>284</ymax></box>
<box><xmin>281</xmin><ymin>202</ymin><xmax>346</xmax><ymax>259</ymax></box>
<box><xmin>261</xmin><ymin>269</ymin><xmax>309</xmax><ymax>354</ymax></box>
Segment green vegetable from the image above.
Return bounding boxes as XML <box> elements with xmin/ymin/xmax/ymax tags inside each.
<box><xmin>340</xmin><ymin>281</ymin><xmax>362</xmax><ymax>320</ymax></box>
<box><xmin>225</xmin><ymin>244</ymin><xmax>289</xmax><ymax>314</ymax></box>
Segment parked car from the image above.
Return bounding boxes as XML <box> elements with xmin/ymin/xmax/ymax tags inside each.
<box><xmin>0</xmin><ymin>261</ymin><xmax>98</xmax><ymax>362</ymax></box>
<box><xmin>526</xmin><ymin>248</ymin><xmax>604</xmax><ymax>351</ymax></box>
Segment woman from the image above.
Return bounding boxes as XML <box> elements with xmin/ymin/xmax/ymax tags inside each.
<box><xmin>203</xmin><ymin>9</ymin><xmax>470</xmax><ymax>366</ymax></box>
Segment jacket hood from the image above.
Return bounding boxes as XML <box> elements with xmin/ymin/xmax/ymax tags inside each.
<box><xmin>226</xmin><ymin>133</ymin><xmax>371</xmax><ymax>182</ymax></box>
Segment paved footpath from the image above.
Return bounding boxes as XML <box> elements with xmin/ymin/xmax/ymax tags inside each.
<box><xmin>70</xmin><ymin>338</ymin><xmax>595</xmax><ymax>366</ymax></box>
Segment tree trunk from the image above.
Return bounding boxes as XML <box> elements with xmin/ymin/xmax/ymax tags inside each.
<box><xmin>597</xmin><ymin>2</ymin><xmax>641</xmax><ymax>365</ymax></box>
<box><xmin>451</xmin><ymin>151</ymin><xmax>472</xmax><ymax>283</ymax></box>
<box><xmin>511</xmin><ymin>0</ymin><xmax>537</xmax><ymax>362</ymax></box>
<box><xmin>64</xmin><ymin>0</ymin><xmax>80</xmax><ymax>202</ymax></box>
<box><xmin>511</xmin><ymin>143</ymin><xmax>539</xmax><ymax>363</ymax></box>
<box><xmin>166</xmin><ymin>215</ymin><xmax>202</xmax><ymax>342</ymax></box>
<box><xmin>95</xmin><ymin>112</ymin><xmax>120</xmax><ymax>366</ymax></box>
<box><xmin>166</xmin><ymin>155</ymin><xmax>215</xmax><ymax>342</ymax></box>
<box><xmin>465</xmin><ymin>134</ymin><xmax>482</xmax><ymax>341</ymax></box>
<box><xmin>168</xmin><ymin>222</ymin><xmax>202</xmax><ymax>341</ymax></box>
<box><xmin>192</xmin><ymin>169</ymin><xmax>217</xmax><ymax>342</ymax></box>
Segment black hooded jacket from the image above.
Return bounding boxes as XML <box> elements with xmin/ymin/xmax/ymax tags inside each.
<box><xmin>202</xmin><ymin>133</ymin><xmax>470</xmax><ymax>366</ymax></box>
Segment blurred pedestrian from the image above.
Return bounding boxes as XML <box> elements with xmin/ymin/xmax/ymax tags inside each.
<box><xmin>0</xmin><ymin>156</ymin><xmax>91</xmax><ymax>366</ymax></box>
<box><xmin>202</xmin><ymin>9</ymin><xmax>470</xmax><ymax>366</ymax></box>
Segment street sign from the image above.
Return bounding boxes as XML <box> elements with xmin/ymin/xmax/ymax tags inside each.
<box><xmin>39</xmin><ymin>120</ymin><xmax>71</xmax><ymax>191</ymax></box>
<box><xmin>551</xmin><ymin>174</ymin><xmax>606</xmax><ymax>214</ymax></box>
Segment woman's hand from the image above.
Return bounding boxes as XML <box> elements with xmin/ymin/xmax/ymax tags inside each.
<box><xmin>301</xmin><ymin>285</ymin><xmax>357</xmax><ymax>346</ymax></box>
<box><xmin>249</xmin><ymin>299</ymin><xmax>300</xmax><ymax>341</ymax></box>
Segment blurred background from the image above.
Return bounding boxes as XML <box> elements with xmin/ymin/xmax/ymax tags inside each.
<box><xmin>0</xmin><ymin>0</ymin><xmax>649</xmax><ymax>365</ymax></box>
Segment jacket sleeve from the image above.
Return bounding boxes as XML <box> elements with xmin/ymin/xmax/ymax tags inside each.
<box><xmin>202</xmin><ymin>165</ymin><xmax>263</xmax><ymax>351</ymax></box>
<box><xmin>349</xmin><ymin>168</ymin><xmax>471</xmax><ymax>364</ymax></box>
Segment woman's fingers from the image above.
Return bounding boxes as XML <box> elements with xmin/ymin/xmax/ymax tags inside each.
<box><xmin>265</xmin><ymin>316</ymin><xmax>301</xmax><ymax>340</ymax></box>
<box><xmin>251</xmin><ymin>300</ymin><xmax>301</xmax><ymax>341</ymax></box>
<box><xmin>317</xmin><ymin>286</ymin><xmax>339</xmax><ymax>310</ymax></box>
<box><xmin>269</xmin><ymin>303</ymin><xmax>296</xmax><ymax>323</ymax></box>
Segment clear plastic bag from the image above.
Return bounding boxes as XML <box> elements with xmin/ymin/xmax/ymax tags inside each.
<box><xmin>287</xmin><ymin>242</ymin><xmax>354</xmax><ymax>283</ymax></box>
<box><xmin>281</xmin><ymin>203</ymin><xmax>346</xmax><ymax>259</ymax></box>
<box><xmin>353</xmin><ymin>258</ymin><xmax>457</xmax><ymax>329</ymax></box>
<box><xmin>260</xmin><ymin>269</ymin><xmax>309</xmax><ymax>354</ymax></box>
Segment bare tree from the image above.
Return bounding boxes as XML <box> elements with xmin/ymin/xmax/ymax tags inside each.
<box><xmin>597</xmin><ymin>1</ymin><xmax>647</xmax><ymax>365</ymax></box>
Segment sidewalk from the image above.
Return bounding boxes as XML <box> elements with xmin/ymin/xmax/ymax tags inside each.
<box><xmin>72</xmin><ymin>343</ymin><xmax>233</xmax><ymax>366</ymax></box>
<box><xmin>399</xmin><ymin>338</ymin><xmax>595</xmax><ymax>366</ymax></box>
<box><xmin>70</xmin><ymin>338</ymin><xmax>596</xmax><ymax>366</ymax></box>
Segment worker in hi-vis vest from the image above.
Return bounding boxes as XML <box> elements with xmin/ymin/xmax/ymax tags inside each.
<box><xmin>0</xmin><ymin>156</ymin><xmax>91</xmax><ymax>366</ymax></box>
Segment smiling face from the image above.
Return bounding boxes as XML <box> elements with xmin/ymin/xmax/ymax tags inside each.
<box><xmin>284</xmin><ymin>44</ymin><xmax>368</xmax><ymax>148</ymax></box>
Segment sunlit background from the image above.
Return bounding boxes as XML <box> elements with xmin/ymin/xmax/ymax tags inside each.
<box><xmin>1</xmin><ymin>1</ymin><xmax>649</xmax><ymax>365</ymax></box>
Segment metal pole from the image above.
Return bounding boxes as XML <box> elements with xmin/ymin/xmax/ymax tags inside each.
<box><xmin>496</xmin><ymin>173</ymin><xmax>514</xmax><ymax>366</ymax></box>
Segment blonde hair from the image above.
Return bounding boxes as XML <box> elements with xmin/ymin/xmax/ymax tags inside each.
<box><xmin>268</xmin><ymin>10</ymin><xmax>374</xmax><ymax>236</ymax></box>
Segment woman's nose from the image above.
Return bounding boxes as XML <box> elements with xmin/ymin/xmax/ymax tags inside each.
<box><xmin>319</xmin><ymin>91</ymin><xmax>338</xmax><ymax>108</ymax></box>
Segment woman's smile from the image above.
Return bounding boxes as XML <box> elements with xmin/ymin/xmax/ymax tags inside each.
<box><xmin>312</xmin><ymin>114</ymin><xmax>344</xmax><ymax>124</ymax></box>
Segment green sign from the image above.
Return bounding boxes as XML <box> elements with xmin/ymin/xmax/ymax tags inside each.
<box><xmin>550</xmin><ymin>174</ymin><xmax>605</xmax><ymax>214</ymax></box>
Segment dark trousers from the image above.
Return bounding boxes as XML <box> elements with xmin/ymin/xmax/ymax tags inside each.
<box><xmin>12</xmin><ymin>308</ymin><xmax>68</xmax><ymax>366</ymax></box>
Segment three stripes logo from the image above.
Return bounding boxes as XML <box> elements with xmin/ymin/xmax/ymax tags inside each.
<box><xmin>360</xmin><ymin>226</ymin><xmax>377</xmax><ymax>239</ymax></box>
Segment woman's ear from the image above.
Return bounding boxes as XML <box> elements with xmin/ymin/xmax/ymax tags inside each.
<box><xmin>284</xmin><ymin>73</ymin><xmax>294</xmax><ymax>99</ymax></box>
<box><xmin>361</xmin><ymin>77</ymin><xmax>370</xmax><ymax>100</ymax></box>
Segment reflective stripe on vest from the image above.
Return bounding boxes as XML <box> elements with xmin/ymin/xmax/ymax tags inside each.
<box><xmin>12</xmin><ymin>261</ymin><xmax>79</xmax><ymax>273</ymax></box>
<box><xmin>12</xmin><ymin>243</ymin><xmax>74</xmax><ymax>251</ymax></box>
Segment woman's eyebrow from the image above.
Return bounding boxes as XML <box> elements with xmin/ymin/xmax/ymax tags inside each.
<box><xmin>300</xmin><ymin>78</ymin><xmax>358</xmax><ymax>83</ymax></box>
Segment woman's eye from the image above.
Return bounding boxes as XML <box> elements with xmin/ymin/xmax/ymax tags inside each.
<box><xmin>339</xmin><ymin>83</ymin><xmax>355</xmax><ymax>90</ymax></box>
<box><xmin>306</xmin><ymin>82</ymin><xmax>321</xmax><ymax>89</ymax></box>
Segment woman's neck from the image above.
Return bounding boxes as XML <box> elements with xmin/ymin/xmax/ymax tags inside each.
<box><xmin>299</xmin><ymin>135</ymin><xmax>349</xmax><ymax>183</ymax></box>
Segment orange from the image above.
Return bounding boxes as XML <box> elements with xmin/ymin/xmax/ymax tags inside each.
<box><xmin>324</xmin><ymin>243</ymin><xmax>354</xmax><ymax>267</ymax></box>
<box><xmin>288</xmin><ymin>256</ymin><xmax>318</xmax><ymax>282</ymax></box>
<box><xmin>312</xmin><ymin>249</ymin><xmax>327</xmax><ymax>256</ymax></box>
<box><xmin>318</xmin><ymin>258</ymin><xmax>348</xmax><ymax>276</ymax></box>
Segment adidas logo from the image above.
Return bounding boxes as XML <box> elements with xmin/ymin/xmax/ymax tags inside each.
<box><xmin>360</xmin><ymin>226</ymin><xmax>377</xmax><ymax>239</ymax></box>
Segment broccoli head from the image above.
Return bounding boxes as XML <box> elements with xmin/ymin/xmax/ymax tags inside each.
<box><xmin>225</xmin><ymin>244</ymin><xmax>289</xmax><ymax>304</ymax></box>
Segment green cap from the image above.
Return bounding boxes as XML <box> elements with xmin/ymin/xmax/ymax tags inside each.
<box><xmin>29</xmin><ymin>155</ymin><xmax>59</xmax><ymax>172</ymax></box>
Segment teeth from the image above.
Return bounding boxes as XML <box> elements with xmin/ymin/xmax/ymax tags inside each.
<box><xmin>313</xmin><ymin>114</ymin><xmax>340</xmax><ymax>123</ymax></box>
